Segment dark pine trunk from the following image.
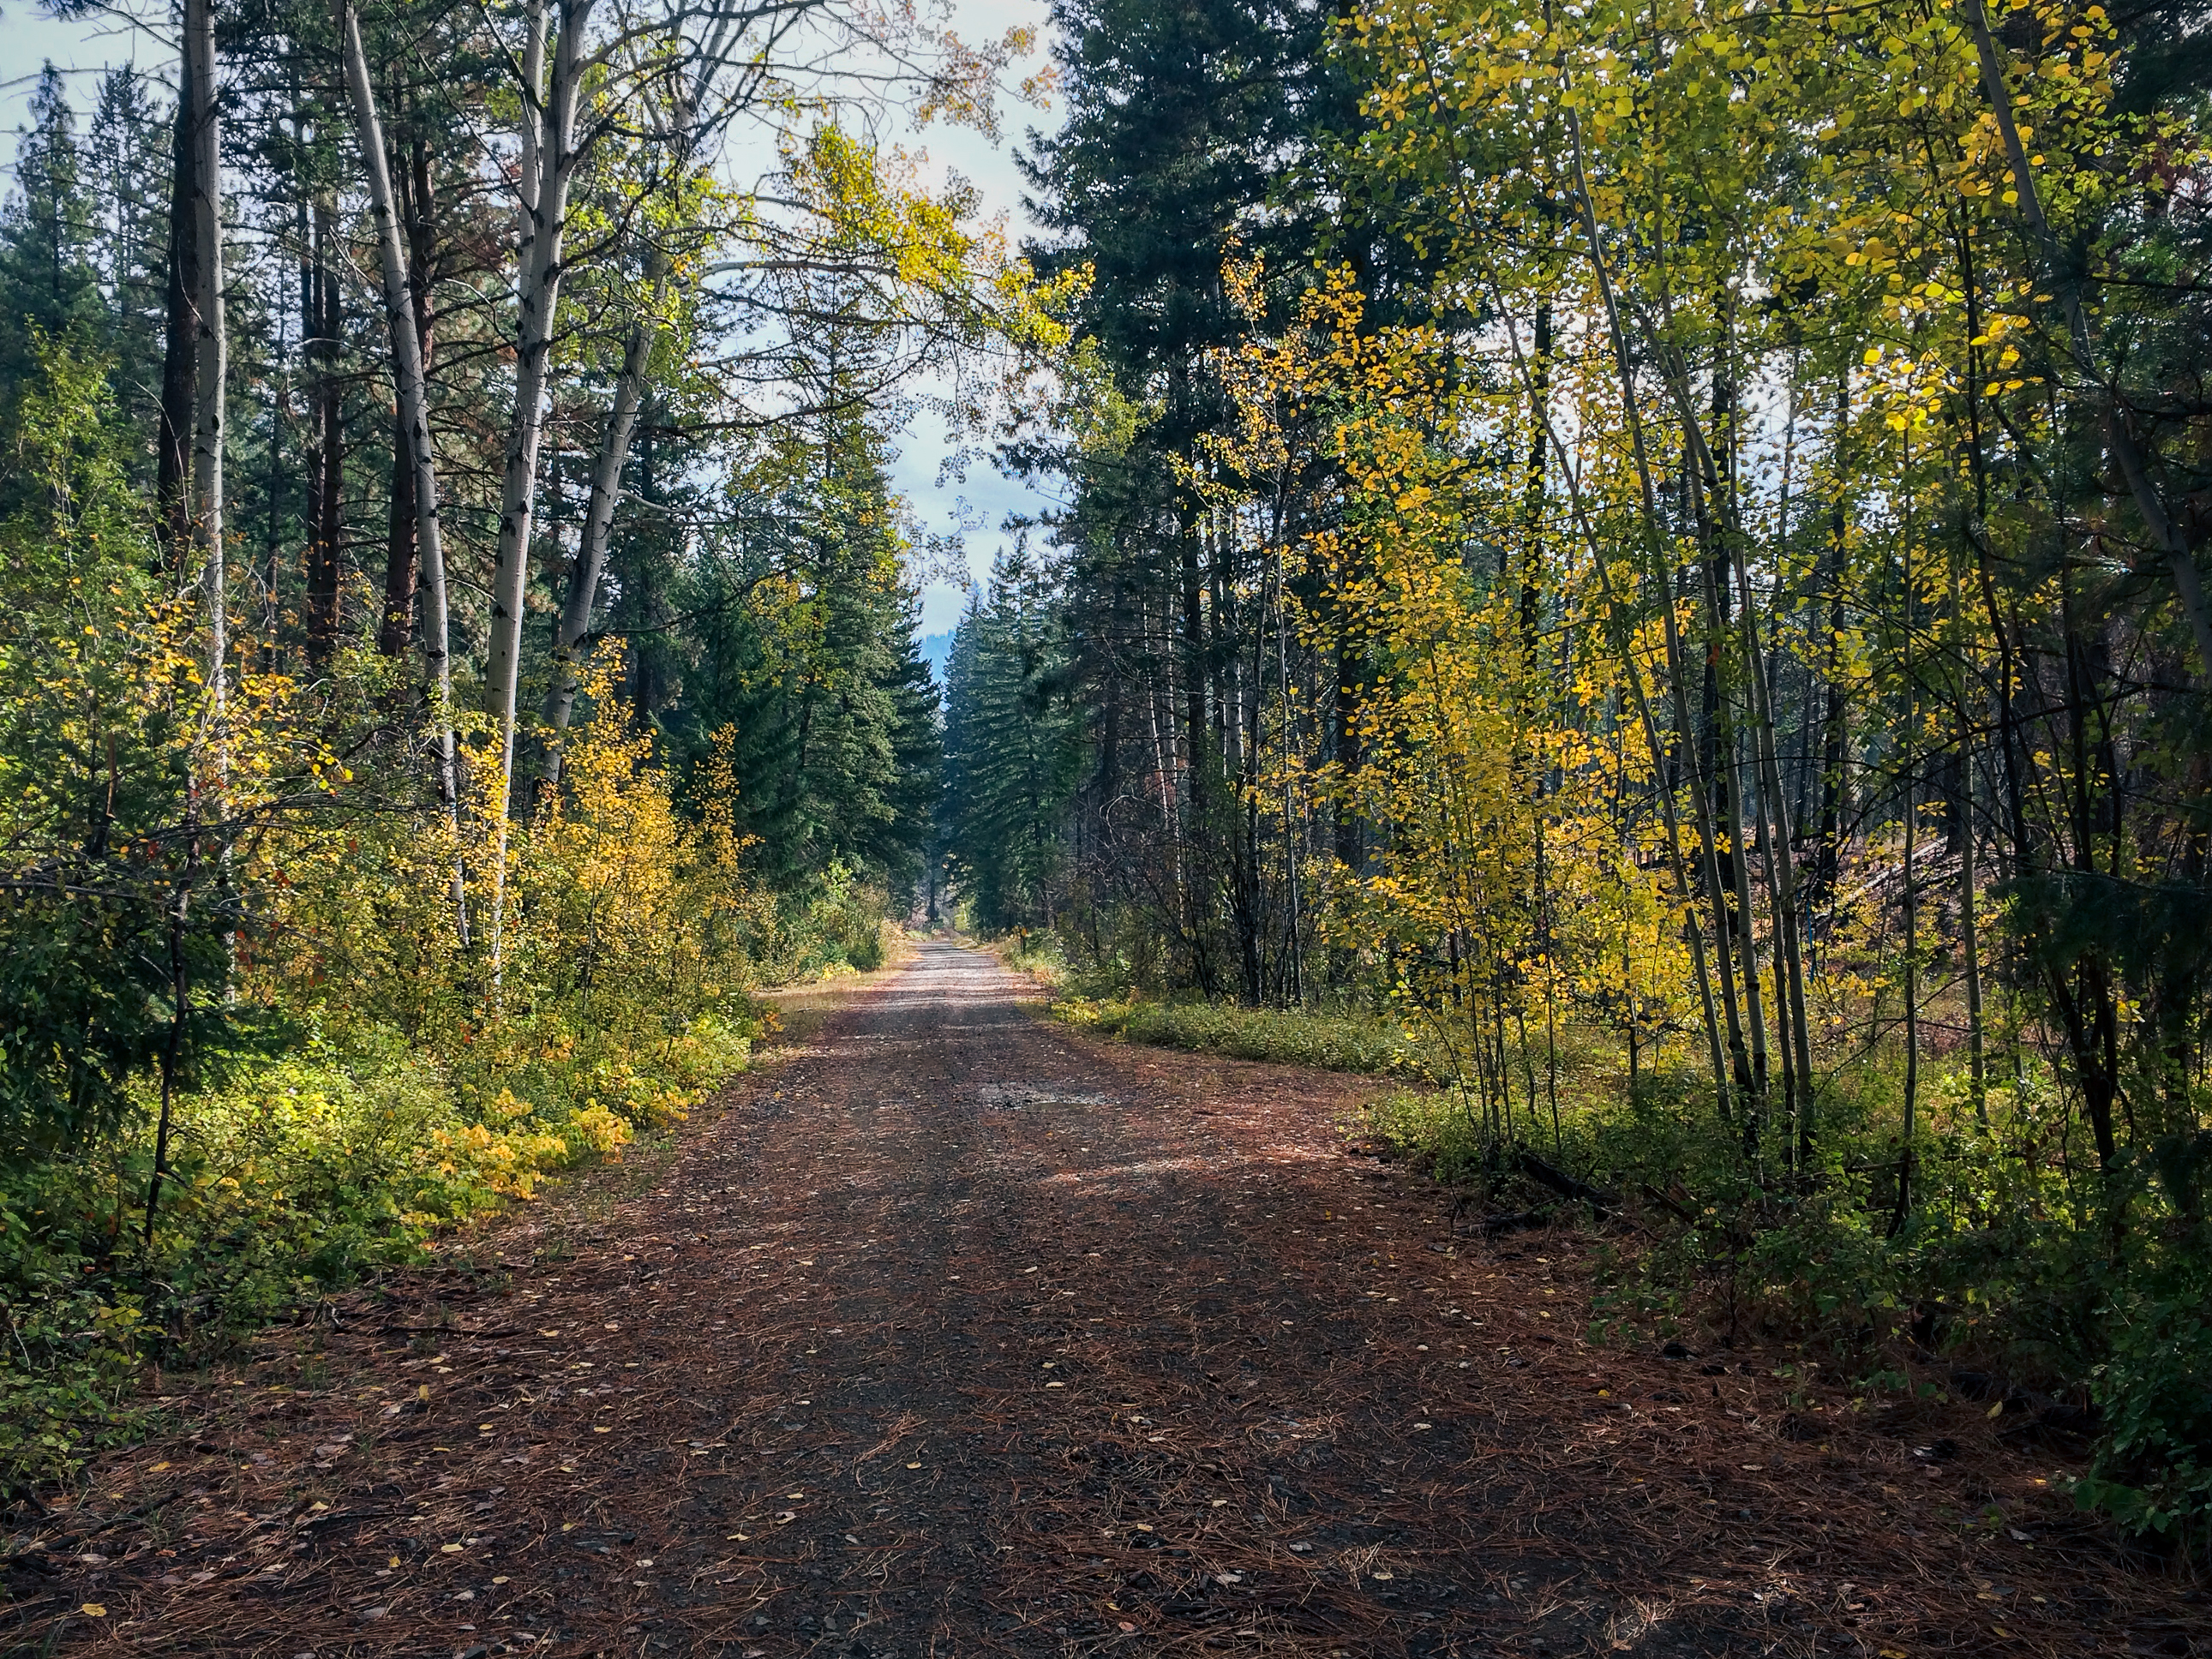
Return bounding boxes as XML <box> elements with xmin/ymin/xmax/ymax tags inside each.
<box><xmin>306</xmin><ymin>197</ymin><xmax>343</xmax><ymax>665</ymax></box>
<box><xmin>380</xmin><ymin>123</ymin><xmax>436</xmax><ymax>657</ymax></box>
<box><xmin>156</xmin><ymin>76</ymin><xmax>200</xmax><ymax>564</ymax></box>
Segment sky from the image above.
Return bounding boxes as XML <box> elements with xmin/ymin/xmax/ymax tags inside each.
<box><xmin>0</xmin><ymin>5</ymin><xmax>163</xmax><ymax>127</ymax></box>
<box><xmin>0</xmin><ymin>0</ymin><xmax>1067</xmax><ymax>638</ymax></box>
<box><xmin>853</xmin><ymin>0</ymin><xmax>1070</xmax><ymax>635</ymax></box>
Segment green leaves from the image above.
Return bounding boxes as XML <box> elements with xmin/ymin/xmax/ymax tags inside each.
<box><xmin>0</xmin><ymin>336</ymin><xmax>204</xmax><ymax>1166</ymax></box>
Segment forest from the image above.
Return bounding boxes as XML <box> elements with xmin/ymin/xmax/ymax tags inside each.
<box><xmin>2</xmin><ymin>0</ymin><xmax>2209</xmax><ymax>1572</ymax></box>
<box><xmin>0</xmin><ymin>0</ymin><xmax>1048</xmax><ymax>1476</ymax></box>
<box><xmin>937</xmin><ymin>0</ymin><xmax>2212</xmax><ymax>1549</ymax></box>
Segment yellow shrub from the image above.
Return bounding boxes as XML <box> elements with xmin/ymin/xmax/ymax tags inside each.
<box><xmin>429</xmin><ymin>1119</ymin><xmax>572</xmax><ymax>1199</ymax></box>
<box><xmin>567</xmin><ymin>1104</ymin><xmax>634</xmax><ymax>1159</ymax></box>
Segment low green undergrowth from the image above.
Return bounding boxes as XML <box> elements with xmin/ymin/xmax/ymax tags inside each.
<box><xmin>0</xmin><ymin>850</ymin><xmax>894</xmax><ymax>1490</ymax></box>
<box><xmin>743</xmin><ymin>860</ymin><xmax>894</xmax><ymax>979</ymax></box>
<box><xmin>1394</xmin><ymin>1059</ymin><xmax>2212</xmax><ymax>1554</ymax></box>
<box><xmin>0</xmin><ymin>1007</ymin><xmax>761</xmax><ymax>1485</ymax></box>
<box><xmin>0</xmin><ymin>645</ymin><xmax>789</xmax><ymax>1491</ymax></box>
<box><xmin>1053</xmin><ymin>994</ymin><xmax>1442</xmax><ymax>1081</ymax></box>
<box><xmin>984</xmin><ymin>926</ymin><xmax>1077</xmax><ymax>990</ymax></box>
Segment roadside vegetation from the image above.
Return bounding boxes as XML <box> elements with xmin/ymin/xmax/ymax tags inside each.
<box><xmin>0</xmin><ymin>0</ymin><xmax>1004</xmax><ymax>1483</ymax></box>
<box><xmin>1057</xmin><ymin>993</ymin><xmax>1439</xmax><ymax>1084</ymax></box>
<box><xmin>938</xmin><ymin>0</ymin><xmax>2212</xmax><ymax>1554</ymax></box>
<box><xmin>1044</xmin><ymin>958</ymin><xmax>2209</xmax><ymax>1548</ymax></box>
<box><xmin>9</xmin><ymin>0</ymin><xmax>2212</xmax><ymax>1578</ymax></box>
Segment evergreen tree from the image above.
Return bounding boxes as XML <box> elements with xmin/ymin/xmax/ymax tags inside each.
<box><xmin>940</xmin><ymin>543</ymin><xmax>1082</xmax><ymax>931</ymax></box>
<box><xmin>0</xmin><ymin>69</ymin><xmax>105</xmax><ymax>419</ymax></box>
<box><xmin>662</xmin><ymin>404</ymin><xmax>942</xmax><ymax>901</ymax></box>
<box><xmin>84</xmin><ymin>66</ymin><xmax>171</xmax><ymax>446</ymax></box>
<box><xmin>1010</xmin><ymin>0</ymin><xmax>1411</xmax><ymax>993</ymax></box>
<box><xmin>0</xmin><ymin>338</ymin><xmax>219</xmax><ymax>1162</ymax></box>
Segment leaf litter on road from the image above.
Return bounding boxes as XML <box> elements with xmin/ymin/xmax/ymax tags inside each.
<box><xmin>9</xmin><ymin>944</ymin><xmax>2202</xmax><ymax>1658</ymax></box>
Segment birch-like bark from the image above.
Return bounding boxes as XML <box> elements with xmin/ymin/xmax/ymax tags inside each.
<box><xmin>185</xmin><ymin>0</ymin><xmax>225</xmax><ymax>701</ymax></box>
<box><xmin>1549</xmin><ymin>106</ymin><xmax>1741</xmax><ymax>1120</ymax></box>
<box><xmin>519</xmin><ymin>0</ymin><xmax>547</xmax><ymax>222</ymax></box>
<box><xmin>1508</xmin><ymin>310</ymin><xmax>1738</xmax><ymax>1119</ymax></box>
<box><xmin>484</xmin><ymin>0</ymin><xmax>592</xmax><ymax>979</ymax></box>
<box><xmin>1569</xmin><ymin>57</ymin><xmax>1832</xmax><ymax>1147</ymax></box>
<box><xmin>181</xmin><ymin>0</ymin><xmax>235</xmax><ymax>991</ymax></box>
<box><xmin>1668</xmin><ymin>371</ymin><xmax>1819</xmax><ymax>1149</ymax></box>
<box><xmin>537</xmin><ymin>302</ymin><xmax>654</xmax><ymax>778</ymax></box>
<box><xmin>340</xmin><ymin>0</ymin><xmax>465</xmax><ymax>939</ymax></box>
<box><xmin>1697</xmin><ymin>524</ymin><xmax>1771</xmax><ymax>1117</ymax></box>
<box><xmin>537</xmin><ymin>42</ymin><xmax>709</xmax><ymax>791</ymax></box>
<box><xmin>1741</xmin><ymin>564</ymin><xmax>1817</xmax><ymax>1153</ymax></box>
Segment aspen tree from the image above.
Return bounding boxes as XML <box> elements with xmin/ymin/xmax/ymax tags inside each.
<box><xmin>341</xmin><ymin>0</ymin><xmax>465</xmax><ymax>938</ymax></box>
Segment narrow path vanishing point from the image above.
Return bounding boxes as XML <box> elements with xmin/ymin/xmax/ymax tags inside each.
<box><xmin>22</xmin><ymin>944</ymin><xmax>2200</xmax><ymax>1658</ymax></box>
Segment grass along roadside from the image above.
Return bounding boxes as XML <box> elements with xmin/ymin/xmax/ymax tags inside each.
<box><xmin>1053</xmin><ymin>992</ymin><xmax>1441</xmax><ymax>1083</ymax></box>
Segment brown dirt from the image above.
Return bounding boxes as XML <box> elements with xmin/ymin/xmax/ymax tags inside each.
<box><xmin>8</xmin><ymin>943</ymin><xmax>2206</xmax><ymax>1657</ymax></box>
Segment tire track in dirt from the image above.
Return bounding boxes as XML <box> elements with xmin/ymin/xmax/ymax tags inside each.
<box><xmin>15</xmin><ymin>943</ymin><xmax>2196</xmax><ymax>1658</ymax></box>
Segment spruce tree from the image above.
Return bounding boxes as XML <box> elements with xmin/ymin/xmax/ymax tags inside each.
<box><xmin>941</xmin><ymin>543</ymin><xmax>1082</xmax><ymax>931</ymax></box>
<box><xmin>0</xmin><ymin>69</ymin><xmax>106</xmax><ymax>422</ymax></box>
<box><xmin>84</xmin><ymin>66</ymin><xmax>171</xmax><ymax>449</ymax></box>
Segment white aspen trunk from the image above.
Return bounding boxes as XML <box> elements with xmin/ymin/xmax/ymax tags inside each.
<box><xmin>1723</xmin><ymin>472</ymin><xmax>1817</xmax><ymax>1144</ymax></box>
<box><xmin>183</xmin><ymin>0</ymin><xmax>233</xmax><ymax>991</ymax></box>
<box><xmin>340</xmin><ymin>0</ymin><xmax>468</xmax><ymax>943</ymax></box>
<box><xmin>1547</xmin><ymin>108</ymin><xmax>1738</xmax><ymax>1118</ymax></box>
<box><xmin>537</xmin><ymin>297</ymin><xmax>656</xmax><ymax>770</ymax></box>
<box><xmin>185</xmin><ymin>0</ymin><xmax>224</xmax><ymax>702</ymax></box>
<box><xmin>1669</xmin><ymin>382</ymin><xmax>1813</xmax><ymax>1143</ymax></box>
<box><xmin>537</xmin><ymin>61</ymin><xmax>696</xmax><ymax>788</ymax></box>
<box><xmin>519</xmin><ymin>0</ymin><xmax>546</xmax><ymax>223</ymax></box>
<box><xmin>484</xmin><ymin>0</ymin><xmax>592</xmax><ymax>981</ymax></box>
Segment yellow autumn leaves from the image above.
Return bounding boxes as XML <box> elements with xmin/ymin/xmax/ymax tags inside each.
<box><xmin>1207</xmin><ymin>268</ymin><xmax>1693</xmax><ymax>1113</ymax></box>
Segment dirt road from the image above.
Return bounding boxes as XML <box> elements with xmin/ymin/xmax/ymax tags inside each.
<box><xmin>16</xmin><ymin>944</ymin><xmax>2197</xmax><ymax>1656</ymax></box>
